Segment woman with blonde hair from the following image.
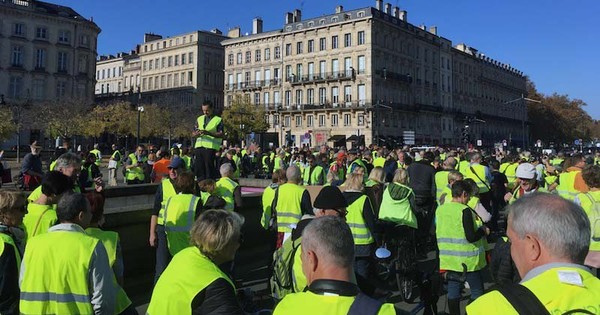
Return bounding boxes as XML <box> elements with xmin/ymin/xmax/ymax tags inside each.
<box><xmin>365</xmin><ymin>167</ymin><xmax>386</xmax><ymax>216</ymax></box>
<box><xmin>148</xmin><ymin>209</ymin><xmax>245</xmax><ymax>314</ymax></box>
<box><xmin>341</xmin><ymin>173</ymin><xmax>378</xmax><ymax>286</ymax></box>
<box><xmin>0</xmin><ymin>191</ymin><xmax>27</xmax><ymax>314</ymax></box>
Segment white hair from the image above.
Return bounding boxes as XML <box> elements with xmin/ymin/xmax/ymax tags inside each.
<box><xmin>219</xmin><ymin>163</ymin><xmax>233</xmax><ymax>177</ymax></box>
<box><xmin>286</xmin><ymin>165</ymin><xmax>302</xmax><ymax>183</ymax></box>
<box><xmin>509</xmin><ymin>193</ymin><xmax>590</xmax><ymax>264</ymax></box>
<box><xmin>302</xmin><ymin>216</ymin><xmax>354</xmax><ymax>269</ymax></box>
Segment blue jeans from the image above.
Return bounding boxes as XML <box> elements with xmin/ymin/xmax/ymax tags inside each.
<box><xmin>447</xmin><ymin>270</ymin><xmax>484</xmax><ymax>300</ymax></box>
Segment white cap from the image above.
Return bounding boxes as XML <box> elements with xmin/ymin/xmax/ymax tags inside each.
<box><xmin>516</xmin><ymin>163</ymin><xmax>536</xmax><ymax>179</ymax></box>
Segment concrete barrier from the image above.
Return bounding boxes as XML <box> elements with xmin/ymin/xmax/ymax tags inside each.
<box><xmin>101</xmin><ymin>183</ymin><xmax>276</xmax><ymax>305</ymax></box>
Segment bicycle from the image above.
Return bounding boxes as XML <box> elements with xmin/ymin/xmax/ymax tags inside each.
<box><xmin>376</xmin><ymin>224</ymin><xmax>419</xmax><ymax>302</ymax></box>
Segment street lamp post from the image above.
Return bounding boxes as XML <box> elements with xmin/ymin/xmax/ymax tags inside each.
<box><xmin>504</xmin><ymin>94</ymin><xmax>540</xmax><ymax>148</ymax></box>
<box><xmin>135</xmin><ymin>87</ymin><xmax>143</xmax><ymax>148</ymax></box>
<box><xmin>136</xmin><ymin>106</ymin><xmax>144</xmax><ymax>148</ymax></box>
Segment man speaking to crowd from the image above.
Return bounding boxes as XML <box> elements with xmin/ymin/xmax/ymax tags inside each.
<box><xmin>192</xmin><ymin>100</ymin><xmax>223</xmax><ymax>181</ymax></box>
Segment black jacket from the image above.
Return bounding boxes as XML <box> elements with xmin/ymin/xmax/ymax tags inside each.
<box><xmin>406</xmin><ymin>160</ymin><xmax>436</xmax><ymax>197</ymax></box>
<box><xmin>191</xmin><ymin>278</ymin><xmax>244</xmax><ymax>314</ymax></box>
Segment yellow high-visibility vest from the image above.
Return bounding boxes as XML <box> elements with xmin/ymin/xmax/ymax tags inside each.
<box><xmin>147</xmin><ymin>247</ymin><xmax>234</xmax><ymax>314</ymax></box>
<box><xmin>20</xmin><ymin>229</ymin><xmax>100</xmax><ymax>314</ymax></box>
<box><xmin>164</xmin><ymin>194</ymin><xmax>201</xmax><ymax>256</ymax></box>
<box><xmin>466</xmin><ymin>266</ymin><xmax>600</xmax><ymax>315</ymax></box>
<box><xmin>194</xmin><ymin>115</ymin><xmax>223</xmax><ymax>150</ymax></box>
<box><xmin>436</xmin><ymin>201</ymin><xmax>486</xmax><ymax>272</ymax></box>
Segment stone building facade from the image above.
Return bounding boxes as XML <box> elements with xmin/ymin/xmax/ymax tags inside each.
<box><xmin>222</xmin><ymin>1</ymin><xmax>527</xmax><ymax>148</ymax></box>
<box><xmin>95</xmin><ymin>30</ymin><xmax>228</xmax><ymax>112</ymax></box>
<box><xmin>0</xmin><ymin>0</ymin><xmax>100</xmax><ymax>147</ymax></box>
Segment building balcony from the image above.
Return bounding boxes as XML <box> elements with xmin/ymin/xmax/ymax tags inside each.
<box><xmin>226</xmin><ymin>79</ymin><xmax>282</xmax><ymax>91</ymax></box>
<box><xmin>286</xmin><ymin>70</ymin><xmax>358</xmax><ymax>86</ymax></box>
<box><xmin>264</xmin><ymin>100</ymin><xmax>373</xmax><ymax>112</ymax></box>
<box><xmin>375</xmin><ymin>69</ymin><xmax>413</xmax><ymax>84</ymax></box>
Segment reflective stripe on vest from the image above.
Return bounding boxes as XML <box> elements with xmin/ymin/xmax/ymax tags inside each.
<box><xmin>215</xmin><ymin>177</ymin><xmax>238</xmax><ymax>211</ymax></box>
<box><xmin>158</xmin><ymin>179</ymin><xmax>177</xmax><ymax>225</ymax></box>
<box><xmin>435</xmin><ymin>202</ymin><xmax>486</xmax><ymax>272</ymax></box>
<box><xmin>83</xmin><ymin>228</ymin><xmax>133</xmax><ymax>314</ymax></box>
<box><xmin>20</xmin><ymin>230</ymin><xmax>98</xmax><ymax>314</ymax></box>
<box><xmin>275</xmin><ymin>183</ymin><xmax>306</xmax><ymax>233</ymax></box>
<box><xmin>164</xmin><ymin>194</ymin><xmax>201</xmax><ymax>256</ymax></box>
<box><xmin>147</xmin><ymin>247</ymin><xmax>234</xmax><ymax>314</ymax></box>
<box><xmin>194</xmin><ymin>115</ymin><xmax>222</xmax><ymax>149</ymax></box>
<box><xmin>346</xmin><ymin>194</ymin><xmax>374</xmax><ymax>245</ymax></box>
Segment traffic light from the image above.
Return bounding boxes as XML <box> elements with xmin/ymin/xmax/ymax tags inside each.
<box><xmin>461</xmin><ymin>125</ymin><xmax>470</xmax><ymax>144</ymax></box>
<box><xmin>285</xmin><ymin>130</ymin><xmax>293</xmax><ymax>147</ymax></box>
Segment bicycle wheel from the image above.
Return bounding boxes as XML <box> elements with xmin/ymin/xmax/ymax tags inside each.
<box><xmin>395</xmin><ymin>238</ymin><xmax>417</xmax><ymax>302</ymax></box>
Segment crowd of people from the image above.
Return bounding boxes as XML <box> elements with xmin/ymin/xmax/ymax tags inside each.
<box><xmin>1</xmin><ymin>99</ymin><xmax>599</xmax><ymax>314</ymax></box>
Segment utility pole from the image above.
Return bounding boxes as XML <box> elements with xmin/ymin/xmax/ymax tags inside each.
<box><xmin>505</xmin><ymin>94</ymin><xmax>541</xmax><ymax>149</ymax></box>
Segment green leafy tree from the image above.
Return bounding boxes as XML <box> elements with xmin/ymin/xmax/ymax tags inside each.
<box><xmin>527</xmin><ymin>78</ymin><xmax>592</xmax><ymax>144</ymax></box>
<box><xmin>0</xmin><ymin>110</ymin><xmax>16</xmax><ymax>141</ymax></box>
<box><xmin>150</xmin><ymin>94</ymin><xmax>197</xmax><ymax>143</ymax></box>
<box><xmin>221</xmin><ymin>95</ymin><xmax>269</xmax><ymax>144</ymax></box>
<box><xmin>37</xmin><ymin>98</ymin><xmax>92</xmax><ymax>139</ymax></box>
<box><xmin>81</xmin><ymin>101</ymin><xmax>138</xmax><ymax>139</ymax></box>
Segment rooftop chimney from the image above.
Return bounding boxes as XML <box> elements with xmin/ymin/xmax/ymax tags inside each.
<box><xmin>385</xmin><ymin>3</ymin><xmax>391</xmax><ymax>14</ymax></box>
<box><xmin>285</xmin><ymin>12</ymin><xmax>294</xmax><ymax>24</ymax></box>
<box><xmin>144</xmin><ymin>33</ymin><xmax>162</xmax><ymax>43</ymax></box>
<box><xmin>399</xmin><ymin>10</ymin><xmax>407</xmax><ymax>21</ymax></box>
<box><xmin>375</xmin><ymin>0</ymin><xmax>383</xmax><ymax>10</ymax></box>
<box><xmin>227</xmin><ymin>27</ymin><xmax>241</xmax><ymax>38</ymax></box>
<box><xmin>252</xmin><ymin>17</ymin><xmax>263</xmax><ymax>34</ymax></box>
<box><xmin>393</xmin><ymin>6</ymin><xmax>400</xmax><ymax>17</ymax></box>
<box><xmin>429</xmin><ymin>26</ymin><xmax>437</xmax><ymax>35</ymax></box>
<box><xmin>293</xmin><ymin>9</ymin><xmax>302</xmax><ymax>22</ymax></box>
<box><xmin>336</xmin><ymin>5</ymin><xmax>343</xmax><ymax>13</ymax></box>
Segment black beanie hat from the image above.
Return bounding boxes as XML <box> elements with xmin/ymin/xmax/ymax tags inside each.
<box><xmin>313</xmin><ymin>186</ymin><xmax>348</xmax><ymax>209</ymax></box>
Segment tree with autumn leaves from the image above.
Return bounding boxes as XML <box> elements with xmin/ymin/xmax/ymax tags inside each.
<box><xmin>221</xmin><ymin>95</ymin><xmax>269</xmax><ymax>145</ymax></box>
<box><xmin>526</xmin><ymin>78</ymin><xmax>598</xmax><ymax>145</ymax></box>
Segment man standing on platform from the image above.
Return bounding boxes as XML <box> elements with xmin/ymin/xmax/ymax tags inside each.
<box><xmin>192</xmin><ymin>100</ymin><xmax>223</xmax><ymax>181</ymax></box>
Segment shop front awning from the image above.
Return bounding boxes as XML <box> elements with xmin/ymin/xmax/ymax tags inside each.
<box><xmin>347</xmin><ymin>135</ymin><xmax>359</xmax><ymax>142</ymax></box>
<box><xmin>328</xmin><ymin>135</ymin><xmax>346</xmax><ymax>141</ymax></box>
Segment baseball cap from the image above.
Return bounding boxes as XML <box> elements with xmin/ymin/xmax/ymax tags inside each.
<box><xmin>168</xmin><ymin>156</ymin><xmax>185</xmax><ymax>169</ymax></box>
<box><xmin>516</xmin><ymin>163</ymin><xmax>536</xmax><ymax>180</ymax></box>
<box><xmin>348</xmin><ymin>149</ymin><xmax>358</xmax><ymax>155</ymax></box>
